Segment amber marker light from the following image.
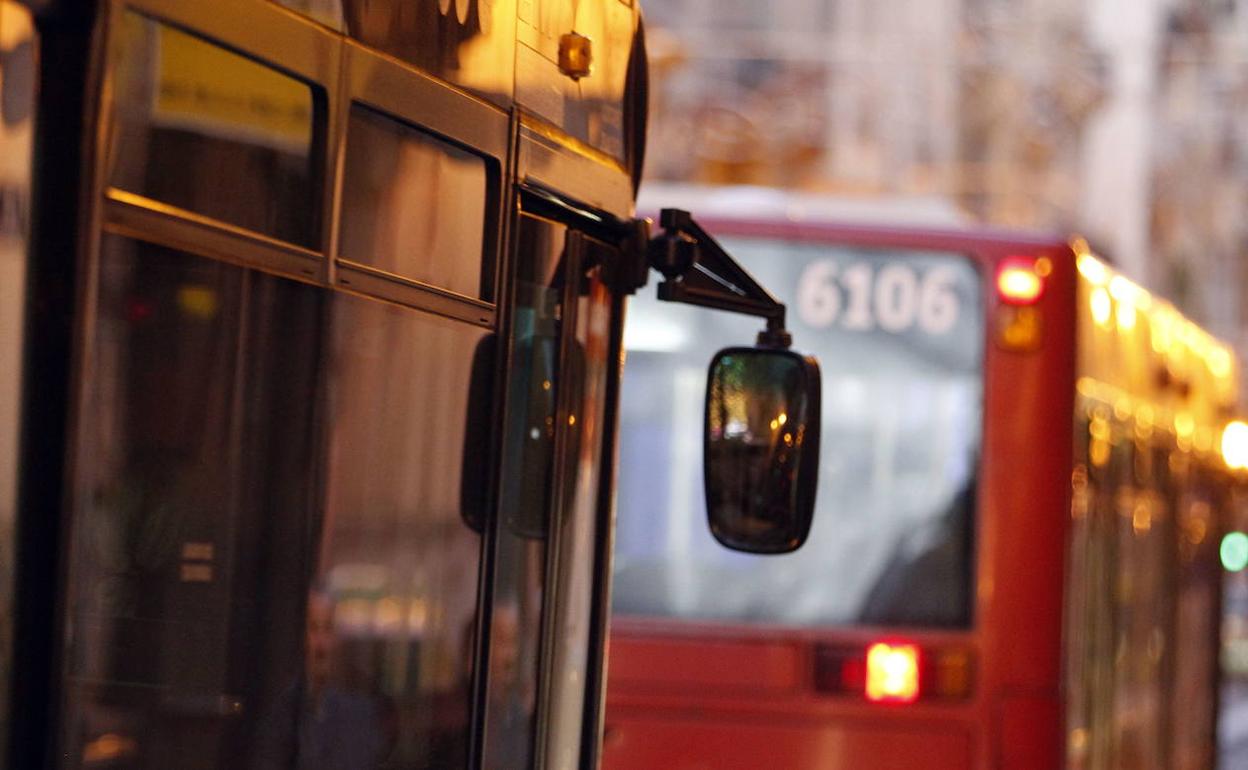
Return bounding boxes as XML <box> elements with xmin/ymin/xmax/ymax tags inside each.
<box><xmin>865</xmin><ymin>642</ymin><xmax>920</xmax><ymax>703</ymax></box>
<box><xmin>996</xmin><ymin>258</ymin><xmax>1045</xmax><ymax>305</ymax></box>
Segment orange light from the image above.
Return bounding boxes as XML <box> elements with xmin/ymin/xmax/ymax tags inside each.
<box><xmin>997</xmin><ymin>258</ymin><xmax>1045</xmax><ymax>305</ymax></box>
<box><xmin>866</xmin><ymin>642</ymin><xmax>920</xmax><ymax>703</ymax></box>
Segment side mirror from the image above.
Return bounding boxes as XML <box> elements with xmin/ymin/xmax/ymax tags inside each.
<box><xmin>704</xmin><ymin>347</ymin><xmax>821</xmax><ymax>554</ymax></box>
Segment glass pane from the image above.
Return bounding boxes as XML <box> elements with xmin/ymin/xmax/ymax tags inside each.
<box><xmin>0</xmin><ymin>0</ymin><xmax>35</xmax><ymax>753</ymax></box>
<box><xmin>109</xmin><ymin>12</ymin><xmax>321</xmax><ymax>248</ymax></box>
<box><xmin>64</xmin><ymin>237</ymin><xmax>325</xmax><ymax>769</ymax></box>
<box><xmin>340</xmin><ymin>105</ymin><xmax>490</xmax><ymax>300</ymax></box>
<box><xmin>316</xmin><ymin>292</ymin><xmax>487</xmax><ymax>768</ymax></box>
<box><xmin>480</xmin><ymin>214</ymin><xmax>565</xmax><ymax>770</ymax></box>
<box><xmin>63</xmin><ymin>235</ymin><xmax>488</xmax><ymax>768</ymax></box>
<box><xmin>543</xmin><ymin>256</ymin><xmax>613</xmax><ymax>770</ymax></box>
<box><xmin>613</xmin><ymin>239</ymin><xmax>984</xmax><ymax>628</ymax></box>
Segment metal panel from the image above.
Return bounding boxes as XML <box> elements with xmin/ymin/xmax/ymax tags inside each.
<box><xmin>336</xmin><ymin>262</ymin><xmax>496</xmax><ymax>328</ymax></box>
<box><xmin>103</xmin><ymin>189</ymin><xmax>324</xmax><ymax>282</ymax></box>
<box><xmin>518</xmin><ymin>122</ymin><xmax>633</xmax><ymax>222</ymax></box>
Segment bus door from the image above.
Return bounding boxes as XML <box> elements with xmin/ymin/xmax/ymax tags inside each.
<box><xmin>481</xmin><ymin>196</ymin><xmax>626</xmax><ymax>770</ymax></box>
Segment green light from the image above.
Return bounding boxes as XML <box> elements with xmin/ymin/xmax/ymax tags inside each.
<box><xmin>1222</xmin><ymin>532</ymin><xmax>1248</xmax><ymax>572</ymax></box>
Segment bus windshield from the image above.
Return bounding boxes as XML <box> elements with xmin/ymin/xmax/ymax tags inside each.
<box><xmin>612</xmin><ymin>236</ymin><xmax>984</xmax><ymax>629</ymax></box>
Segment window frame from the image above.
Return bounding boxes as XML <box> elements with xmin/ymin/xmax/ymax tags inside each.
<box><xmin>332</xmin><ymin>40</ymin><xmax>509</xmax><ymax>326</ymax></box>
<box><xmin>97</xmin><ymin>0</ymin><xmax>509</xmax><ymax>329</ymax></box>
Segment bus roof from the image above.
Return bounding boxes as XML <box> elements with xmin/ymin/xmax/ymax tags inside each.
<box><xmin>636</xmin><ymin>182</ymin><xmax>1074</xmax><ymax>254</ymax></box>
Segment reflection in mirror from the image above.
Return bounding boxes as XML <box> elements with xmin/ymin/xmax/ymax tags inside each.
<box><xmin>705</xmin><ymin>347</ymin><xmax>820</xmax><ymax>554</ymax></box>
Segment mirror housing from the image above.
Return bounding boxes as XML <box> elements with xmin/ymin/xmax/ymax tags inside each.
<box><xmin>704</xmin><ymin>347</ymin><xmax>821</xmax><ymax>554</ymax></box>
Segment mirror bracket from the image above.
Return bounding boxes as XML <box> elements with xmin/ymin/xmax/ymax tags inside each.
<box><xmin>644</xmin><ymin>209</ymin><xmax>793</xmax><ymax>349</ymax></box>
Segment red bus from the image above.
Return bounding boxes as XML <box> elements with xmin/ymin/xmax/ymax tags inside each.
<box><xmin>604</xmin><ymin>186</ymin><xmax>1239</xmax><ymax>770</ymax></box>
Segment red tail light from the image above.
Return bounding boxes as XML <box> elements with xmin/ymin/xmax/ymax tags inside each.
<box><xmin>865</xmin><ymin>642</ymin><xmax>920</xmax><ymax>703</ymax></box>
<box><xmin>996</xmin><ymin>258</ymin><xmax>1045</xmax><ymax>305</ymax></box>
<box><xmin>814</xmin><ymin>643</ymin><xmax>972</xmax><ymax>702</ymax></box>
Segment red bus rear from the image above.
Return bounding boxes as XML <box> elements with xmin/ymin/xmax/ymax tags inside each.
<box><xmin>603</xmin><ymin>191</ymin><xmax>1233</xmax><ymax>770</ymax></box>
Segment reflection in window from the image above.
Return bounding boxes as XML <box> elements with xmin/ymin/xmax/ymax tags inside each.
<box><xmin>481</xmin><ymin>214</ymin><xmax>566</xmax><ymax>770</ymax></box>
<box><xmin>340</xmin><ymin>105</ymin><xmax>491</xmax><ymax>300</ymax></box>
<box><xmin>543</xmin><ymin>259</ymin><xmax>613</xmax><ymax>770</ymax></box>
<box><xmin>64</xmin><ymin>236</ymin><xmax>488</xmax><ymax>768</ymax></box>
<box><xmin>108</xmin><ymin>12</ymin><xmax>321</xmax><ymax>247</ymax></box>
<box><xmin>317</xmin><ymin>293</ymin><xmax>487</xmax><ymax>767</ymax></box>
<box><xmin>66</xmin><ymin>237</ymin><xmax>316</xmax><ymax>769</ymax></box>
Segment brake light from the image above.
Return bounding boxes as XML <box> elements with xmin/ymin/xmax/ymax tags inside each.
<box><xmin>865</xmin><ymin>642</ymin><xmax>920</xmax><ymax>703</ymax></box>
<box><xmin>997</xmin><ymin>258</ymin><xmax>1045</xmax><ymax>305</ymax></box>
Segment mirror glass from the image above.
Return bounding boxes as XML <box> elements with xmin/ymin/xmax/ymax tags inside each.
<box><xmin>704</xmin><ymin>347</ymin><xmax>820</xmax><ymax>553</ymax></box>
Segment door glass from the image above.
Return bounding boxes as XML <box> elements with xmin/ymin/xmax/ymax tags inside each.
<box><xmin>108</xmin><ymin>12</ymin><xmax>322</xmax><ymax>248</ymax></box>
<box><xmin>542</xmin><ymin>253</ymin><xmax>613</xmax><ymax>770</ymax></box>
<box><xmin>481</xmin><ymin>214</ymin><xmax>565</xmax><ymax>770</ymax></box>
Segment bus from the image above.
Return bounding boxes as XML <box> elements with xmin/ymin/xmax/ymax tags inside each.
<box><xmin>0</xmin><ymin>4</ymin><xmax>821</xmax><ymax>769</ymax></box>
<box><xmin>605</xmin><ymin>185</ymin><xmax>1240</xmax><ymax>770</ymax></box>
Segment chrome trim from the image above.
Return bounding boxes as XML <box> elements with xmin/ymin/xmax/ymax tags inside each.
<box><xmin>336</xmin><ymin>262</ymin><xmax>496</xmax><ymax>328</ymax></box>
<box><xmin>103</xmin><ymin>189</ymin><xmax>323</xmax><ymax>281</ymax></box>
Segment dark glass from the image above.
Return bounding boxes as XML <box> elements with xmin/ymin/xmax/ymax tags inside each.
<box><xmin>481</xmin><ymin>214</ymin><xmax>565</xmax><ymax>770</ymax></box>
<box><xmin>340</xmin><ymin>105</ymin><xmax>491</xmax><ymax>300</ymax></box>
<box><xmin>613</xmin><ymin>240</ymin><xmax>982</xmax><ymax>628</ymax></box>
<box><xmin>0</xmin><ymin>2</ymin><xmax>35</xmax><ymax>754</ymax></box>
<box><xmin>108</xmin><ymin>12</ymin><xmax>322</xmax><ymax>248</ymax></box>
<box><xmin>63</xmin><ymin>237</ymin><xmax>323</xmax><ymax>770</ymax></box>
<box><xmin>544</xmin><ymin>258</ymin><xmax>613</xmax><ymax>769</ymax></box>
<box><xmin>315</xmin><ymin>292</ymin><xmax>487</xmax><ymax>768</ymax></box>
<box><xmin>704</xmin><ymin>348</ymin><xmax>819</xmax><ymax>554</ymax></box>
<box><xmin>63</xmin><ymin>236</ymin><xmax>489</xmax><ymax>768</ymax></box>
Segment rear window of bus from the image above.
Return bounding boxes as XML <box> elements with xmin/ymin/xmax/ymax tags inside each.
<box><xmin>612</xmin><ymin>236</ymin><xmax>983</xmax><ymax>629</ymax></box>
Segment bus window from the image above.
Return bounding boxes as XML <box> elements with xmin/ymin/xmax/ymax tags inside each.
<box><xmin>480</xmin><ymin>212</ymin><xmax>567</xmax><ymax>770</ymax></box>
<box><xmin>108</xmin><ymin>12</ymin><xmax>322</xmax><ymax>248</ymax></box>
<box><xmin>65</xmin><ymin>237</ymin><xmax>320</xmax><ymax>767</ymax></box>
<box><xmin>542</xmin><ymin>253</ymin><xmax>614</xmax><ymax>770</ymax></box>
<box><xmin>62</xmin><ymin>233</ymin><xmax>491</xmax><ymax>767</ymax></box>
<box><xmin>317</xmin><ymin>292</ymin><xmax>489</xmax><ymax>768</ymax></box>
<box><xmin>614</xmin><ymin>238</ymin><xmax>983</xmax><ymax>628</ymax></box>
<box><xmin>339</xmin><ymin>104</ymin><xmax>492</xmax><ymax>301</ymax></box>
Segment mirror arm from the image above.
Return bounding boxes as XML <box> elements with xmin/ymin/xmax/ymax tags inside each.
<box><xmin>646</xmin><ymin>209</ymin><xmax>793</xmax><ymax>349</ymax></box>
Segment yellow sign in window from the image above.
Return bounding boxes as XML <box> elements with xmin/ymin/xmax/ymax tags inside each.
<box><xmin>152</xmin><ymin>22</ymin><xmax>313</xmax><ymax>153</ymax></box>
